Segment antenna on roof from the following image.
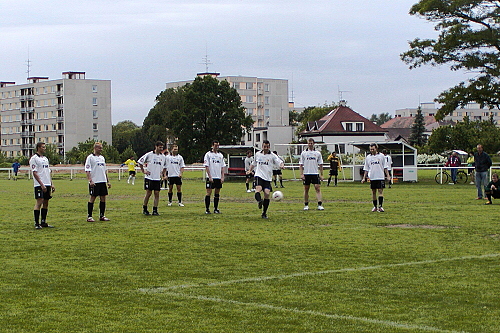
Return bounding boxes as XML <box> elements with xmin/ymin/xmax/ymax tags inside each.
<box><xmin>26</xmin><ymin>46</ymin><xmax>32</xmax><ymax>81</ymax></box>
<box><xmin>338</xmin><ymin>85</ymin><xmax>351</xmax><ymax>103</ymax></box>
<box><xmin>200</xmin><ymin>44</ymin><xmax>213</xmax><ymax>73</ymax></box>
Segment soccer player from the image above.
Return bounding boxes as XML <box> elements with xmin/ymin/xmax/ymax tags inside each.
<box><xmin>12</xmin><ymin>160</ymin><xmax>21</xmax><ymax>181</ymax></box>
<box><xmin>247</xmin><ymin>140</ymin><xmax>284</xmax><ymax>218</ymax></box>
<box><xmin>30</xmin><ymin>142</ymin><xmax>55</xmax><ymax>229</ymax></box>
<box><xmin>244</xmin><ymin>149</ymin><xmax>255</xmax><ymax>192</ymax></box>
<box><xmin>203</xmin><ymin>140</ymin><xmax>226</xmax><ymax>214</ymax></box>
<box><xmin>85</xmin><ymin>142</ymin><xmax>111</xmax><ymax>222</ymax></box>
<box><xmin>484</xmin><ymin>173</ymin><xmax>500</xmax><ymax>205</ymax></box>
<box><xmin>299</xmin><ymin>138</ymin><xmax>324</xmax><ymax>210</ymax></box>
<box><xmin>166</xmin><ymin>144</ymin><xmax>185</xmax><ymax>207</ymax></box>
<box><xmin>138</xmin><ymin>141</ymin><xmax>167</xmax><ymax>216</ymax></box>
<box><xmin>122</xmin><ymin>156</ymin><xmax>137</xmax><ymax>185</ymax></box>
<box><xmin>272</xmin><ymin>151</ymin><xmax>285</xmax><ymax>188</ymax></box>
<box><xmin>362</xmin><ymin>143</ymin><xmax>390</xmax><ymax>212</ymax></box>
<box><xmin>327</xmin><ymin>151</ymin><xmax>341</xmax><ymax>186</ymax></box>
<box><xmin>382</xmin><ymin>149</ymin><xmax>393</xmax><ymax>188</ymax></box>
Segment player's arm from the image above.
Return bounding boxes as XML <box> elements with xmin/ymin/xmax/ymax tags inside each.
<box><xmin>319</xmin><ymin>164</ymin><xmax>324</xmax><ymax>180</ymax></box>
<box><xmin>105</xmin><ymin>168</ymin><xmax>111</xmax><ymax>189</ymax></box>
<box><xmin>32</xmin><ymin>170</ymin><xmax>46</xmax><ymax>192</ymax></box>
<box><xmin>221</xmin><ymin>166</ymin><xmax>225</xmax><ymax>183</ymax></box>
<box><xmin>361</xmin><ymin>170</ymin><xmax>368</xmax><ymax>183</ymax></box>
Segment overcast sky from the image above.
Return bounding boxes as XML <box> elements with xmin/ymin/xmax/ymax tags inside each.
<box><xmin>1</xmin><ymin>0</ymin><xmax>470</xmax><ymax>125</ymax></box>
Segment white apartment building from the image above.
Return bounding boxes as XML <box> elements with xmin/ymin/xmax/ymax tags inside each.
<box><xmin>166</xmin><ymin>73</ymin><xmax>294</xmax><ymax>154</ymax></box>
<box><xmin>395</xmin><ymin>102</ymin><xmax>500</xmax><ymax>123</ymax></box>
<box><xmin>0</xmin><ymin>72</ymin><xmax>112</xmax><ymax>158</ymax></box>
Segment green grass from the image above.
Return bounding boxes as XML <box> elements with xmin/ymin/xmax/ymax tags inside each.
<box><xmin>1</xmin><ymin>174</ymin><xmax>499</xmax><ymax>332</ymax></box>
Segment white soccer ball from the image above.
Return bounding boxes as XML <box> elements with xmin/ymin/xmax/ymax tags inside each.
<box><xmin>272</xmin><ymin>190</ymin><xmax>284</xmax><ymax>201</ymax></box>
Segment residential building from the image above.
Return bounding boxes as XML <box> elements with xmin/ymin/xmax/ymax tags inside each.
<box><xmin>395</xmin><ymin>102</ymin><xmax>500</xmax><ymax>123</ymax></box>
<box><xmin>380</xmin><ymin>116</ymin><xmax>455</xmax><ymax>142</ymax></box>
<box><xmin>166</xmin><ymin>73</ymin><xmax>294</xmax><ymax>155</ymax></box>
<box><xmin>0</xmin><ymin>72</ymin><xmax>111</xmax><ymax>158</ymax></box>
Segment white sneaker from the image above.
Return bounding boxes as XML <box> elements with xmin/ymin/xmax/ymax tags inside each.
<box><xmin>246</xmin><ymin>189</ymin><xmax>251</xmax><ymax>193</ymax></box>
<box><xmin>371</xmin><ymin>207</ymin><xmax>378</xmax><ymax>212</ymax></box>
<box><xmin>178</xmin><ymin>202</ymin><xmax>185</xmax><ymax>207</ymax></box>
<box><xmin>251</xmin><ymin>189</ymin><xmax>255</xmax><ymax>192</ymax></box>
<box><xmin>303</xmin><ymin>205</ymin><xmax>309</xmax><ymax>211</ymax></box>
<box><xmin>167</xmin><ymin>202</ymin><xmax>172</xmax><ymax>206</ymax></box>
<box><xmin>378</xmin><ymin>207</ymin><xmax>385</xmax><ymax>212</ymax></box>
<box><xmin>317</xmin><ymin>205</ymin><xmax>324</xmax><ymax>210</ymax></box>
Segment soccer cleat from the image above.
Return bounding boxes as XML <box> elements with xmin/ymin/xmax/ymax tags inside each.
<box><xmin>34</xmin><ymin>224</ymin><xmax>42</xmax><ymax>229</ymax></box>
<box><xmin>485</xmin><ymin>201</ymin><xmax>492</xmax><ymax>205</ymax></box>
<box><xmin>178</xmin><ymin>202</ymin><xmax>185</xmax><ymax>207</ymax></box>
<box><xmin>246</xmin><ymin>189</ymin><xmax>251</xmax><ymax>193</ymax></box>
<box><xmin>214</xmin><ymin>209</ymin><xmax>221</xmax><ymax>214</ymax></box>
<box><xmin>317</xmin><ymin>205</ymin><xmax>324</xmax><ymax>211</ymax></box>
<box><xmin>251</xmin><ymin>189</ymin><xmax>256</xmax><ymax>192</ymax></box>
<box><xmin>99</xmin><ymin>216</ymin><xmax>110</xmax><ymax>221</ymax></box>
<box><xmin>40</xmin><ymin>222</ymin><xmax>54</xmax><ymax>228</ymax></box>
<box><xmin>143</xmin><ymin>210</ymin><xmax>150</xmax><ymax>216</ymax></box>
<box><xmin>152</xmin><ymin>211</ymin><xmax>159</xmax><ymax>216</ymax></box>
<box><xmin>205</xmin><ymin>210</ymin><xmax>211</xmax><ymax>214</ymax></box>
<box><xmin>167</xmin><ymin>202</ymin><xmax>172</xmax><ymax>206</ymax></box>
<box><xmin>280</xmin><ymin>185</ymin><xmax>284</xmax><ymax>188</ymax></box>
<box><xmin>378</xmin><ymin>207</ymin><xmax>385</xmax><ymax>212</ymax></box>
<box><xmin>261</xmin><ymin>213</ymin><xmax>268</xmax><ymax>219</ymax></box>
<box><xmin>303</xmin><ymin>205</ymin><xmax>309</xmax><ymax>211</ymax></box>
<box><xmin>371</xmin><ymin>207</ymin><xmax>378</xmax><ymax>212</ymax></box>
<box><xmin>476</xmin><ymin>197</ymin><xmax>483</xmax><ymax>200</ymax></box>
<box><xmin>258</xmin><ymin>200</ymin><xmax>263</xmax><ymax>209</ymax></box>
<box><xmin>87</xmin><ymin>217</ymin><xmax>95</xmax><ymax>222</ymax></box>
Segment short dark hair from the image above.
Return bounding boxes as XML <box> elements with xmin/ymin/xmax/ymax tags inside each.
<box><xmin>155</xmin><ymin>141</ymin><xmax>164</xmax><ymax>147</ymax></box>
<box><xmin>307</xmin><ymin>138</ymin><xmax>315</xmax><ymax>143</ymax></box>
<box><xmin>212</xmin><ymin>140</ymin><xmax>219</xmax><ymax>145</ymax></box>
<box><xmin>36</xmin><ymin>142</ymin><xmax>46</xmax><ymax>150</ymax></box>
<box><xmin>370</xmin><ymin>143</ymin><xmax>378</xmax><ymax>149</ymax></box>
<box><xmin>262</xmin><ymin>140</ymin><xmax>270</xmax><ymax>145</ymax></box>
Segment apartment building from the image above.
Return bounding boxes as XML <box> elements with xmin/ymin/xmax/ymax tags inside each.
<box><xmin>166</xmin><ymin>73</ymin><xmax>294</xmax><ymax>154</ymax></box>
<box><xmin>0</xmin><ymin>72</ymin><xmax>111</xmax><ymax>158</ymax></box>
<box><xmin>395</xmin><ymin>102</ymin><xmax>500</xmax><ymax>123</ymax></box>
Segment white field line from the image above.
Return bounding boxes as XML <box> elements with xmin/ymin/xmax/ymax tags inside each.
<box><xmin>160</xmin><ymin>291</ymin><xmax>468</xmax><ymax>333</ymax></box>
<box><xmin>139</xmin><ymin>253</ymin><xmax>500</xmax><ymax>293</ymax></box>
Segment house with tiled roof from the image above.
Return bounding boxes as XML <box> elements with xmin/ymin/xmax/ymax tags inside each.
<box><xmin>380</xmin><ymin>116</ymin><xmax>455</xmax><ymax>142</ymax></box>
<box><xmin>299</xmin><ymin>101</ymin><xmax>389</xmax><ymax>153</ymax></box>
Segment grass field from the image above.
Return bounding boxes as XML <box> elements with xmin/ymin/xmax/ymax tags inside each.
<box><xmin>1</xmin><ymin>170</ymin><xmax>499</xmax><ymax>332</ymax></box>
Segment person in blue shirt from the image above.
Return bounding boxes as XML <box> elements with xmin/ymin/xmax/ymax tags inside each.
<box><xmin>12</xmin><ymin>160</ymin><xmax>21</xmax><ymax>181</ymax></box>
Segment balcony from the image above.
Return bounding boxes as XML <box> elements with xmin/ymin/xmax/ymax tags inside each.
<box><xmin>57</xmin><ymin>142</ymin><xmax>64</xmax><ymax>148</ymax></box>
<box><xmin>19</xmin><ymin>95</ymin><xmax>34</xmax><ymax>101</ymax></box>
<box><xmin>21</xmin><ymin>131</ymin><xmax>35</xmax><ymax>138</ymax></box>
<box><xmin>20</xmin><ymin>107</ymin><xmax>35</xmax><ymax>114</ymax></box>
<box><xmin>22</xmin><ymin>143</ymin><xmax>34</xmax><ymax>150</ymax></box>
<box><xmin>55</xmin><ymin>91</ymin><xmax>63</xmax><ymax>97</ymax></box>
<box><xmin>21</xmin><ymin>119</ymin><xmax>34</xmax><ymax>125</ymax></box>
<box><xmin>57</xmin><ymin>103</ymin><xmax>64</xmax><ymax>110</ymax></box>
<box><xmin>56</xmin><ymin>129</ymin><xmax>64</xmax><ymax>135</ymax></box>
<box><xmin>56</xmin><ymin>116</ymin><xmax>64</xmax><ymax>123</ymax></box>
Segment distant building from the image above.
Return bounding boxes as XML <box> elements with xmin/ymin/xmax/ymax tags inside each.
<box><xmin>166</xmin><ymin>73</ymin><xmax>294</xmax><ymax>155</ymax></box>
<box><xmin>395</xmin><ymin>102</ymin><xmax>500</xmax><ymax>123</ymax></box>
<box><xmin>0</xmin><ymin>72</ymin><xmax>112</xmax><ymax>158</ymax></box>
<box><xmin>380</xmin><ymin>116</ymin><xmax>455</xmax><ymax>142</ymax></box>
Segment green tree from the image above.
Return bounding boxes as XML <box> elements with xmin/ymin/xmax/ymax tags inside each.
<box><xmin>112</xmin><ymin>120</ymin><xmax>140</xmax><ymax>153</ymax></box>
<box><xmin>44</xmin><ymin>144</ymin><xmax>63</xmax><ymax>165</ymax></box>
<box><xmin>144</xmin><ymin>75</ymin><xmax>253</xmax><ymax>163</ymax></box>
<box><xmin>409</xmin><ymin>107</ymin><xmax>427</xmax><ymax>147</ymax></box>
<box><xmin>369</xmin><ymin>112</ymin><xmax>393</xmax><ymax>125</ymax></box>
<box><xmin>120</xmin><ymin>145</ymin><xmax>137</xmax><ymax>162</ymax></box>
<box><xmin>401</xmin><ymin>0</ymin><xmax>500</xmax><ymax>120</ymax></box>
<box><xmin>65</xmin><ymin>139</ymin><xmax>120</xmax><ymax>164</ymax></box>
<box><xmin>296</xmin><ymin>103</ymin><xmax>338</xmax><ymax>133</ymax></box>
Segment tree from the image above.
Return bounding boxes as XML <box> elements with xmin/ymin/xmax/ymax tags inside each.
<box><xmin>401</xmin><ymin>0</ymin><xmax>500</xmax><ymax>120</ymax></box>
<box><xmin>112</xmin><ymin>120</ymin><xmax>140</xmax><ymax>153</ymax></box>
<box><xmin>296</xmin><ymin>103</ymin><xmax>338</xmax><ymax>133</ymax></box>
<box><xmin>143</xmin><ymin>75</ymin><xmax>253</xmax><ymax>163</ymax></box>
<box><xmin>65</xmin><ymin>139</ymin><xmax>120</xmax><ymax>164</ymax></box>
<box><xmin>369</xmin><ymin>112</ymin><xmax>393</xmax><ymax>125</ymax></box>
<box><xmin>409</xmin><ymin>107</ymin><xmax>427</xmax><ymax>147</ymax></box>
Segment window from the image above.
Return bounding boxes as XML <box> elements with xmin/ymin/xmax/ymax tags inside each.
<box><xmin>247</xmin><ymin>133</ymin><xmax>252</xmax><ymax>141</ymax></box>
<box><xmin>92</xmin><ymin>98</ymin><xmax>98</xmax><ymax>106</ymax></box>
<box><xmin>93</xmin><ymin>110</ymin><xmax>98</xmax><ymax>119</ymax></box>
<box><xmin>247</xmin><ymin>95</ymin><xmax>253</xmax><ymax>103</ymax></box>
<box><xmin>264</xmin><ymin>109</ymin><xmax>270</xmax><ymax>117</ymax></box>
<box><xmin>92</xmin><ymin>85</ymin><xmax>98</xmax><ymax>93</ymax></box>
<box><xmin>246</xmin><ymin>108</ymin><xmax>252</xmax><ymax>116</ymax></box>
<box><xmin>265</xmin><ymin>96</ymin><xmax>270</xmax><ymax>105</ymax></box>
<box><xmin>256</xmin><ymin>133</ymin><xmax>261</xmax><ymax>142</ymax></box>
<box><xmin>232</xmin><ymin>82</ymin><xmax>240</xmax><ymax>89</ymax></box>
<box><xmin>246</xmin><ymin>82</ymin><xmax>253</xmax><ymax>90</ymax></box>
<box><xmin>93</xmin><ymin>123</ymin><xmax>98</xmax><ymax>130</ymax></box>
<box><xmin>356</xmin><ymin>123</ymin><xmax>364</xmax><ymax>131</ymax></box>
<box><xmin>345</xmin><ymin>123</ymin><xmax>353</xmax><ymax>131</ymax></box>
<box><xmin>264</xmin><ymin>84</ymin><xmax>270</xmax><ymax>92</ymax></box>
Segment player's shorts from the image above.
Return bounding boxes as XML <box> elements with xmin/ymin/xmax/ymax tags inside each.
<box><xmin>206</xmin><ymin>178</ymin><xmax>223</xmax><ymax>189</ymax></box>
<box><xmin>303</xmin><ymin>174</ymin><xmax>321</xmax><ymax>185</ymax></box>
<box><xmin>254</xmin><ymin>176</ymin><xmax>272</xmax><ymax>191</ymax></box>
<box><xmin>272</xmin><ymin>169</ymin><xmax>282</xmax><ymax>176</ymax></box>
<box><xmin>370</xmin><ymin>180</ymin><xmax>385</xmax><ymax>190</ymax></box>
<box><xmin>89</xmin><ymin>182</ymin><xmax>108</xmax><ymax>197</ymax></box>
<box><xmin>144</xmin><ymin>179</ymin><xmax>161</xmax><ymax>191</ymax></box>
<box><xmin>129</xmin><ymin>170</ymin><xmax>136</xmax><ymax>176</ymax></box>
<box><xmin>168</xmin><ymin>176</ymin><xmax>183</xmax><ymax>186</ymax></box>
<box><xmin>34</xmin><ymin>186</ymin><xmax>52</xmax><ymax>200</ymax></box>
<box><xmin>329</xmin><ymin>169</ymin><xmax>338</xmax><ymax>176</ymax></box>
<box><xmin>245</xmin><ymin>171</ymin><xmax>254</xmax><ymax>179</ymax></box>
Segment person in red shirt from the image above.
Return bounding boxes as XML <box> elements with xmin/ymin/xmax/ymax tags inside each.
<box><xmin>444</xmin><ymin>151</ymin><xmax>461</xmax><ymax>184</ymax></box>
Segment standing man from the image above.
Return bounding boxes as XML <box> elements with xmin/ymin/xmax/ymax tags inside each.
<box><xmin>244</xmin><ymin>149</ymin><xmax>255</xmax><ymax>193</ymax></box>
<box><xmin>327</xmin><ymin>151</ymin><xmax>341</xmax><ymax>186</ymax></box>
<box><xmin>122</xmin><ymin>156</ymin><xmax>137</xmax><ymax>185</ymax></box>
<box><xmin>299</xmin><ymin>138</ymin><xmax>324</xmax><ymax>211</ymax></box>
<box><xmin>12</xmin><ymin>160</ymin><xmax>21</xmax><ymax>181</ymax></box>
<box><xmin>248</xmin><ymin>140</ymin><xmax>284</xmax><ymax>218</ymax></box>
<box><xmin>362</xmin><ymin>143</ymin><xmax>390</xmax><ymax>212</ymax></box>
<box><xmin>474</xmin><ymin>144</ymin><xmax>492</xmax><ymax>199</ymax></box>
<box><xmin>272</xmin><ymin>151</ymin><xmax>285</xmax><ymax>188</ymax></box>
<box><xmin>138</xmin><ymin>141</ymin><xmax>167</xmax><ymax>216</ymax></box>
<box><xmin>85</xmin><ymin>142</ymin><xmax>111</xmax><ymax>222</ymax></box>
<box><xmin>30</xmin><ymin>142</ymin><xmax>55</xmax><ymax>229</ymax></box>
<box><xmin>382</xmin><ymin>150</ymin><xmax>393</xmax><ymax>188</ymax></box>
<box><xmin>204</xmin><ymin>140</ymin><xmax>226</xmax><ymax>214</ymax></box>
<box><xmin>166</xmin><ymin>144</ymin><xmax>185</xmax><ymax>207</ymax></box>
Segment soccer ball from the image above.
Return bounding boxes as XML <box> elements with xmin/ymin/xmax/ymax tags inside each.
<box><xmin>272</xmin><ymin>190</ymin><xmax>284</xmax><ymax>201</ymax></box>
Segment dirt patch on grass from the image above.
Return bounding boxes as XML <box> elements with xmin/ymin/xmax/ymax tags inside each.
<box><xmin>381</xmin><ymin>224</ymin><xmax>459</xmax><ymax>229</ymax></box>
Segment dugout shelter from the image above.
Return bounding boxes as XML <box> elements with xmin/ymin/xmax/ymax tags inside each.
<box><xmin>218</xmin><ymin>145</ymin><xmax>255</xmax><ymax>177</ymax></box>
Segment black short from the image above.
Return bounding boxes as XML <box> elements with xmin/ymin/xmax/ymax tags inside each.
<box><xmin>34</xmin><ymin>186</ymin><xmax>52</xmax><ymax>200</ymax></box>
<box><xmin>254</xmin><ymin>177</ymin><xmax>272</xmax><ymax>191</ymax></box>
<box><xmin>206</xmin><ymin>178</ymin><xmax>223</xmax><ymax>189</ymax></box>
<box><xmin>89</xmin><ymin>182</ymin><xmax>108</xmax><ymax>197</ymax></box>
<box><xmin>303</xmin><ymin>174</ymin><xmax>321</xmax><ymax>185</ymax></box>
<box><xmin>168</xmin><ymin>177</ymin><xmax>183</xmax><ymax>186</ymax></box>
<box><xmin>245</xmin><ymin>171</ymin><xmax>254</xmax><ymax>179</ymax></box>
<box><xmin>144</xmin><ymin>179</ymin><xmax>161</xmax><ymax>191</ymax></box>
<box><xmin>129</xmin><ymin>171</ymin><xmax>136</xmax><ymax>176</ymax></box>
<box><xmin>370</xmin><ymin>180</ymin><xmax>385</xmax><ymax>190</ymax></box>
<box><xmin>329</xmin><ymin>169</ymin><xmax>338</xmax><ymax>176</ymax></box>
<box><xmin>273</xmin><ymin>170</ymin><xmax>282</xmax><ymax>176</ymax></box>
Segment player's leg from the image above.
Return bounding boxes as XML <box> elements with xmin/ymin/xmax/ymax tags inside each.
<box><xmin>88</xmin><ymin>193</ymin><xmax>97</xmax><ymax>221</ymax></box>
<box><xmin>377</xmin><ymin>188</ymin><xmax>385</xmax><ymax>211</ymax></box>
<box><xmin>99</xmin><ymin>195</ymin><xmax>110</xmax><ymax>220</ymax></box>
<box><xmin>143</xmin><ymin>189</ymin><xmax>152</xmax><ymax>215</ymax></box>
<box><xmin>176</xmin><ymin>184</ymin><xmax>183</xmax><ymax>206</ymax></box>
<box><xmin>167</xmin><ymin>179</ymin><xmax>174</xmax><ymax>205</ymax></box>
<box><xmin>213</xmin><ymin>187</ymin><xmax>221</xmax><ymax>213</ymax></box>
<box><xmin>314</xmin><ymin>183</ymin><xmax>324</xmax><ymax>210</ymax></box>
<box><xmin>152</xmin><ymin>190</ymin><xmax>160</xmax><ymax>215</ymax></box>
<box><xmin>303</xmin><ymin>184</ymin><xmax>310</xmax><ymax>210</ymax></box>
<box><xmin>255</xmin><ymin>183</ymin><xmax>264</xmax><ymax>209</ymax></box>
<box><xmin>34</xmin><ymin>195</ymin><xmax>44</xmax><ymax>228</ymax></box>
<box><xmin>205</xmin><ymin>186</ymin><xmax>212</xmax><ymax>213</ymax></box>
<box><xmin>262</xmin><ymin>187</ymin><xmax>271</xmax><ymax>218</ymax></box>
<box><xmin>371</xmin><ymin>188</ymin><xmax>378</xmax><ymax>211</ymax></box>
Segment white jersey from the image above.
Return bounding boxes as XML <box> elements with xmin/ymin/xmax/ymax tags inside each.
<box><xmin>384</xmin><ymin>155</ymin><xmax>393</xmax><ymax>171</ymax></box>
<box><xmin>273</xmin><ymin>154</ymin><xmax>285</xmax><ymax>171</ymax></box>
<box><xmin>166</xmin><ymin>154</ymin><xmax>185</xmax><ymax>177</ymax></box>
<box><xmin>299</xmin><ymin>149</ymin><xmax>323</xmax><ymax>175</ymax></box>
<box><xmin>203</xmin><ymin>150</ymin><xmax>226</xmax><ymax>179</ymax></box>
<box><xmin>138</xmin><ymin>151</ymin><xmax>167</xmax><ymax>181</ymax></box>
<box><xmin>253</xmin><ymin>151</ymin><xmax>283</xmax><ymax>181</ymax></box>
<box><xmin>363</xmin><ymin>153</ymin><xmax>387</xmax><ymax>180</ymax></box>
<box><xmin>244</xmin><ymin>156</ymin><xmax>254</xmax><ymax>172</ymax></box>
<box><xmin>85</xmin><ymin>154</ymin><xmax>108</xmax><ymax>183</ymax></box>
<box><xmin>30</xmin><ymin>154</ymin><xmax>51</xmax><ymax>187</ymax></box>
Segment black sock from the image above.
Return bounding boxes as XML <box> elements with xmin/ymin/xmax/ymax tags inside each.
<box><xmin>378</xmin><ymin>196</ymin><xmax>384</xmax><ymax>207</ymax></box>
<box><xmin>263</xmin><ymin>198</ymin><xmax>270</xmax><ymax>214</ymax></box>
<box><xmin>41</xmin><ymin>208</ymin><xmax>48</xmax><ymax>222</ymax></box>
<box><xmin>487</xmin><ymin>193</ymin><xmax>492</xmax><ymax>202</ymax></box>
<box><xmin>205</xmin><ymin>196</ymin><xmax>211</xmax><ymax>210</ymax></box>
<box><xmin>305</xmin><ymin>202</ymin><xmax>309</xmax><ymax>206</ymax></box>
<box><xmin>335</xmin><ymin>177</ymin><xmax>337</xmax><ymax>185</ymax></box>
<box><xmin>99</xmin><ymin>202</ymin><xmax>106</xmax><ymax>217</ymax></box>
<box><xmin>143</xmin><ymin>205</ymin><xmax>148</xmax><ymax>212</ymax></box>
<box><xmin>373</xmin><ymin>200</ymin><xmax>377</xmax><ymax>208</ymax></box>
<box><xmin>153</xmin><ymin>206</ymin><xmax>158</xmax><ymax>212</ymax></box>
<box><xmin>327</xmin><ymin>177</ymin><xmax>331</xmax><ymax>185</ymax></box>
<box><xmin>34</xmin><ymin>210</ymin><xmax>40</xmax><ymax>224</ymax></box>
<box><xmin>168</xmin><ymin>192</ymin><xmax>173</xmax><ymax>202</ymax></box>
<box><xmin>246</xmin><ymin>183</ymin><xmax>249</xmax><ymax>190</ymax></box>
<box><xmin>214</xmin><ymin>194</ymin><xmax>220</xmax><ymax>210</ymax></box>
<box><xmin>318</xmin><ymin>201</ymin><xmax>322</xmax><ymax>206</ymax></box>
<box><xmin>280</xmin><ymin>179</ymin><xmax>283</xmax><ymax>186</ymax></box>
<box><xmin>255</xmin><ymin>192</ymin><xmax>262</xmax><ymax>202</ymax></box>
<box><xmin>88</xmin><ymin>202</ymin><xmax>94</xmax><ymax>217</ymax></box>
<box><xmin>177</xmin><ymin>192</ymin><xmax>182</xmax><ymax>203</ymax></box>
